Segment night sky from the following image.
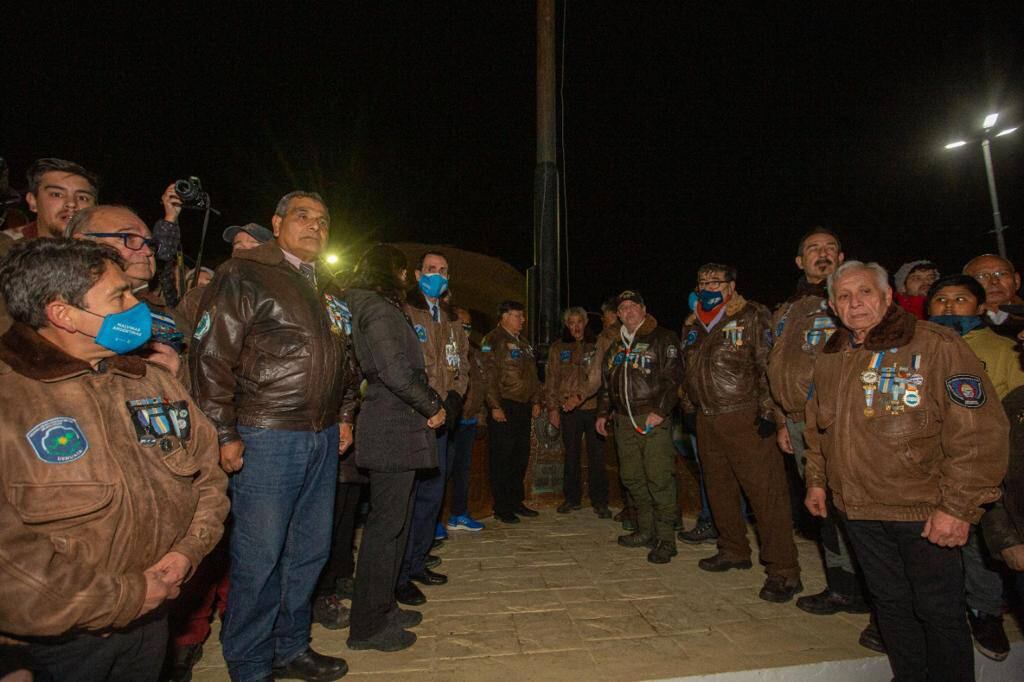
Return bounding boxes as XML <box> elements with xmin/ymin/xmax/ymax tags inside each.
<box><xmin>4</xmin><ymin>2</ymin><xmax>1023</xmax><ymax>330</ymax></box>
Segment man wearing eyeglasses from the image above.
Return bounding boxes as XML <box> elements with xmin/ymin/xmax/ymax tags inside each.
<box><xmin>963</xmin><ymin>254</ymin><xmax>1024</xmax><ymax>339</ymax></box>
<box><xmin>681</xmin><ymin>263</ymin><xmax>802</xmax><ymax>602</ymax></box>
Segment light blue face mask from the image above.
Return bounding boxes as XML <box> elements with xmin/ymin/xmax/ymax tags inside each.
<box><xmin>78</xmin><ymin>302</ymin><xmax>153</xmax><ymax>354</ymax></box>
<box><xmin>419</xmin><ymin>272</ymin><xmax>449</xmax><ymax>299</ymax></box>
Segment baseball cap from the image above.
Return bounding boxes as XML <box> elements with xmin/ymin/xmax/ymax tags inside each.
<box><xmin>222</xmin><ymin>222</ymin><xmax>272</xmax><ymax>244</ymax></box>
<box><xmin>616</xmin><ymin>290</ymin><xmax>645</xmax><ymax>307</ymax></box>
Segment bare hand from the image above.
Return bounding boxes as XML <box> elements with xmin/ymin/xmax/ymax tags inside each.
<box><xmin>548</xmin><ymin>409</ymin><xmax>561</xmax><ymax>430</ymax></box>
<box><xmin>145</xmin><ymin>342</ymin><xmax>180</xmax><ymax>375</ymax></box>
<box><xmin>596</xmin><ymin>416</ymin><xmax>608</xmax><ymax>437</ymax></box>
<box><xmin>531</xmin><ymin>403</ymin><xmax>542</xmax><ymax>419</ymax></box>
<box><xmin>645</xmin><ymin>413</ymin><xmax>664</xmax><ymax>430</ymax></box>
<box><xmin>777</xmin><ymin>427</ymin><xmax>794</xmax><ymax>454</ymax></box>
<box><xmin>491</xmin><ymin>408</ymin><xmax>507</xmax><ymax>423</ymax></box>
<box><xmin>140</xmin><ymin>569</ymin><xmax>178</xmax><ymax>617</ymax></box>
<box><xmin>427</xmin><ymin>408</ymin><xmax>447</xmax><ymax>429</ymax></box>
<box><xmin>339</xmin><ymin>423</ymin><xmax>354</xmax><ymax>454</ymax></box>
<box><xmin>562</xmin><ymin>395</ymin><xmax>582</xmax><ymax>412</ymax></box>
<box><xmin>161</xmin><ymin>183</ymin><xmax>183</xmax><ymax>223</ymax></box>
<box><xmin>921</xmin><ymin>510</ymin><xmax>970</xmax><ymax>547</ymax></box>
<box><xmin>219</xmin><ymin>440</ymin><xmax>245</xmax><ymax>473</ymax></box>
<box><xmin>1001</xmin><ymin>544</ymin><xmax>1024</xmax><ymax>571</ymax></box>
<box><xmin>146</xmin><ymin>551</ymin><xmax>192</xmax><ymax>588</ymax></box>
<box><xmin>805</xmin><ymin>486</ymin><xmax>828</xmax><ymax>518</ymax></box>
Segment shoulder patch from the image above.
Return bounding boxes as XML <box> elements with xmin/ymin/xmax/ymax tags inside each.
<box><xmin>666</xmin><ymin>344</ymin><xmax>678</xmax><ymax>358</ymax></box>
<box><xmin>945</xmin><ymin>374</ymin><xmax>986</xmax><ymax>409</ymax></box>
<box><xmin>193</xmin><ymin>311</ymin><xmax>211</xmax><ymax>340</ymax></box>
<box><xmin>684</xmin><ymin>330</ymin><xmax>698</xmax><ymax>347</ymax></box>
<box><xmin>414</xmin><ymin>324</ymin><xmax>428</xmax><ymax>343</ymax></box>
<box><xmin>26</xmin><ymin>417</ymin><xmax>89</xmax><ymax>464</ymax></box>
<box><xmin>481</xmin><ymin>343</ymin><xmax>492</xmax><ymax>352</ymax></box>
<box><xmin>559</xmin><ymin>349</ymin><xmax>572</xmax><ymax>362</ymax></box>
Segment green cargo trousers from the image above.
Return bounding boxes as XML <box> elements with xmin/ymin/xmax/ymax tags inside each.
<box><xmin>614</xmin><ymin>414</ymin><xmax>677</xmax><ymax>543</ymax></box>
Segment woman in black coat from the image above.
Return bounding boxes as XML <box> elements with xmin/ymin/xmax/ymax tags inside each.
<box><xmin>344</xmin><ymin>244</ymin><xmax>445</xmax><ymax>652</ymax></box>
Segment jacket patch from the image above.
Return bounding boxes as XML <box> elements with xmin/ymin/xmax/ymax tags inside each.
<box><xmin>481</xmin><ymin>343</ymin><xmax>492</xmax><ymax>352</ymax></box>
<box><xmin>414</xmin><ymin>324</ymin><xmax>428</xmax><ymax>343</ymax></box>
<box><xmin>945</xmin><ymin>374</ymin><xmax>986</xmax><ymax>409</ymax></box>
<box><xmin>560</xmin><ymin>349</ymin><xmax>572</xmax><ymax>362</ymax></box>
<box><xmin>324</xmin><ymin>295</ymin><xmax>352</xmax><ymax>336</ymax></box>
<box><xmin>193</xmin><ymin>311</ymin><xmax>211</xmax><ymax>340</ymax></box>
<box><xmin>510</xmin><ymin>349</ymin><xmax>522</xmax><ymax>360</ymax></box>
<box><xmin>26</xmin><ymin>417</ymin><xmax>89</xmax><ymax>464</ymax></box>
<box><xmin>666</xmin><ymin>344</ymin><xmax>678</xmax><ymax>358</ymax></box>
<box><xmin>127</xmin><ymin>397</ymin><xmax>193</xmax><ymax>446</ymax></box>
<box><xmin>684</xmin><ymin>330</ymin><xmax>698</xmax><ymax>347</ymax></box>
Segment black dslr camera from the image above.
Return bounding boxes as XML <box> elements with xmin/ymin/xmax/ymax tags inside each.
<box><xmin>173</xmin><ymin>176</ymin><xmax>210</xmax><ymax>211</ymax></box>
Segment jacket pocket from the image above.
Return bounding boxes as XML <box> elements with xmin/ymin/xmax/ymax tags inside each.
<box><xmin>867</xmin><ymin>410</ymin><xmax>930</xmax><ymax>439</ymax></box>
<box><xmin>9</xmin><ymin>481</ymin><xmax>115</xmax><ymax>524</ymax></box>
<box><xmin>160</xmin><ymin>442</ymin><xmax>201</xmax><ymax>477</ymax></box>
<box><xmin>243</xmin><ymin>330</ymin><xmax>311</xmax><ymax>384</ymax></box>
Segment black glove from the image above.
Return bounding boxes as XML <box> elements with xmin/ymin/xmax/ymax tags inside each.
<box><xmin>755</xmin><ymin>416</ymin><xmax>776</xmax><ymax>439</ymax></box>
<box><xmin>682</xmin><ymin>411</ymin><xmax>698</xmax><ymax>435</ymax></box>
<box><xmin>443</xmin><ymin>390</ymin><xmax>464</xmax><ymax>431</ymax></box>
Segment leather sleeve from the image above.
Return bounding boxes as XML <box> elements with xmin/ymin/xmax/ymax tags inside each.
<box><xmin>481</xmin><ymin>333</ymin><xmax>504</xmax><ymax>411</ymax></box>
<box><xmin>752</xmin><ymin>304</ymin><xmax>776</xmax><ymax>420</ymax></box>
<box><xmin>935</xmin><ymin>339</ymin><xmax>1010</xmax><ymax>523</ymax></box>
<box><xmin>188</xmin><ymin>265</ymin><xmax>253</xmax><ymax>445</ymax></box>
<box><xmin>0</xmin><ymin>500</ymin><xmax>147</xmax><ymax>635</ymax></box>
<box><xmin>357</xmin><ymin>296</ymin><xmax>442</xmax><ymax>418</ymax></box>
<box><xmin>338</xmin><ymin>334</ymin><xmax>362</xmax><ymax>425</ymax></box>
<box><xmin>653</xmin><ymin>331</ymin><xmax>683</xmax><ymax>418</ymax></box>
<box><xmin>981</xmin><ymin>498</ymin><xmax>1023</xmax><ymax>556</ymax></box>
<box><xmin>453</xmin><ymin>323</ymin><xmax>471</xmax><ymax>398</ymax></box>
<box><xmin>802</xmin><ymin>372</ymin><xmax>827</xmax><ymax>490</ymax></box>
<box><xmin>167</xmin><ymin>384</ymin><xmax>228</xmax><ymax>574</ymax></box>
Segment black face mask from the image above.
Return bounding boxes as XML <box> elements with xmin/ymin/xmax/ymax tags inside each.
<box><xmin>929</xmin><ymin>314</ymin><xmax>984</xmax><ymax>336</ymax></box>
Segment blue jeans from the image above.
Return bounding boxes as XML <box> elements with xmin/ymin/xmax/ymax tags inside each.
<box><xmin>449</xmin><ymin>420</ymin><xmax>478</xmax><ymax>516</ymax></box>
<box><xmin>221</xmin><ymin>426</ymin><xmax>339</xmax><ymax>682</ymax></box>
<box><xmin>400</xmin><ymin>431</ymin><xmax>451</xmax><ymax>582</ymax></box>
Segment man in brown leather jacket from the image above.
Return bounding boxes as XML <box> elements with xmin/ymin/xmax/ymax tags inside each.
<box><xmin>190</xmin><ymin>191</ymin><xmax>357</xmax><ymax>682</ymax></box>
<box><xmin>681</xmin><ymin>263</ymin><xmax>801</xmax><ymax>601</ymax></box>
<box><xmin>805</xmin><ymin>260</ymin><xmax>1009</xmax><ymax>682</ymax></box>
<box><xmin>481</xmin><ymin>300</ymin><xmax>543</xmax><ymax>523</ymax></box>
<box><xmin>395</xmin><ymin>251</ymin><xmax>470</xmax><ymax>606</ymax></box>
<box><xmin>596</xmin><ymin>291</ymin><xmax>683</xmax><ymax>564</ymax></box>
<box><xmin>766</xmin><ymin>228</ymin><xmax>872</xmax><ymax>620</ymax></box>
<box><xmin>0</xmin><ymin>239</ymin><xmax>227</xmax><ymax>681</ymax></box>
<box><xmin>547</xmin><ymin>306</ymin><xmax>610</xmax><ymax>517</ymax></box>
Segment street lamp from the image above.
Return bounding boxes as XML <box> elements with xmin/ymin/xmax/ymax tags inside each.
<box><xmin>945</xmin><ymin>112</ymin><xmax>1019</xmax><ymax>259</ymax></box>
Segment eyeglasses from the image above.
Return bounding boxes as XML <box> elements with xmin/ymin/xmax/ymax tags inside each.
<box><xmin>697</xmin><ymin>279</ymin><xmax>731</xmax><ymax>290</ymax></box>
<box><xmin>972</xmin><ymin>271</ymin><xmax>1012</xmax><ymax>283</ymax></box>
<box><xmin>84</xmin><ymin>232</ymin><xmax>156</xmax><ymax>251</ymax></box>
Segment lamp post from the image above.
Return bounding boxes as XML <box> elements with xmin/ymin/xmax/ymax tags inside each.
<box><xmin>945</xmin><ymin>112</ymin><xmax>1019</xmax><ymax>259</ymax></box>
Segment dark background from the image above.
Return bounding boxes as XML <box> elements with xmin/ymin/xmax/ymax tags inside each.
<box><xmin>4</xmin><ymin>2</ymin><xmax>1023</xmax><ymax>330</ymax></box>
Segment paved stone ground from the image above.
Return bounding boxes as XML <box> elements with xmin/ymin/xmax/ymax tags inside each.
<box><xmin>191</xmin><ymin>511</ymin><xmax>1023</xmax><ymax>681</ymax></box>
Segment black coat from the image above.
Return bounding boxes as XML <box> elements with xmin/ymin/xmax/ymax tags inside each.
<box><xmin>983</xmin><ymin>386</ymin><xmax>1024</xmax><ymax>557</ymax></box>
<box><xmin>345</xmin><ymin>288</ymin><xmax>443</xmax><ymax>472</ymax></box>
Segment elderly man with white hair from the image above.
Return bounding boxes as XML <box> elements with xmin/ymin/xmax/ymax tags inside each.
<box><xmin>803</xmin><ymin>260</ymin><xmax>1009</xmax><ymax>682</ymax></box>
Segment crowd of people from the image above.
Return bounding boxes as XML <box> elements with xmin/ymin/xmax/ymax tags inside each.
<box><xmin>0</xmin><ymin>157</ymin><xmax>1022</xmax><ymax>682</ymax></box>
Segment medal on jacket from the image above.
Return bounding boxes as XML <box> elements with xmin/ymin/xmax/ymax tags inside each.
<box><xmin>723</xmin><ymin>321</ymin><xmax>744</xmax><ymax>347</ymax></box>
<box><xmin>445</xmin><ymin>328</ymin><xmax>460</xmax><ymax>372</ymax></box>
<box><xmin>861</xmin><ymin>352</ymin><xmax>884</xmax><ymax>416</ymax></box>
<box><xmin>803</xmin><ymin>315</ymin><xmax>835</xmax><ymax>352</ymax></box>
<box><xmin>126</xmin><ymin>397</ymin><xmax>192</xmax><ymax>447</ymax></box>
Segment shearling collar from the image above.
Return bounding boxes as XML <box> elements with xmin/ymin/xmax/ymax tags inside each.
<box><xmin>788</xmin><ymin>276</ymin><xmax>828</xmax><ymax>303</ymax></box>
<box><xmin>405</xmin><ymin>287</ymin><xmax>458</xmax><ymax>321</ymax></box>
<box><xmin>623</xmin><ymin>314</ymin><xmax>658</xmax><ymax>340</ymax></box>
<box><xmin>0</xmin><ymin>322</ymin><xmax>147</xmax><ymax>382</ymax></box>
<box><xmin>824</xmin><ymin>304</ymin><xmax>916</xmax><ymax>353</ymax></box>
<box><xmin>235</xmin><ymin>239</ymin><xmax>286</xmax><ymax>266</ymax></box>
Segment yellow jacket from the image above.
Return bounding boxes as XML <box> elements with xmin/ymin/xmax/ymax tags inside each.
<box><xmin>964</xmin><ymin>327</ymin><xmax>1024</xmax><ymax>400</ymax></box>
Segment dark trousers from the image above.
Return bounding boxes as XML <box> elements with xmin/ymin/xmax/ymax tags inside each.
<box><xmin>316</xmin><ymin>481</ymin><xmax>363</xmax><ymax>597</ymax></box>
<box><xmin>25</xmin><ymin>611</ymin><xmax>167</xmax><ymax>682</ymax></box>
<box><xmin>697</xmin><ymin>408</ymin><xmax>799</xmax><ymax>579</ymax></box>
<box><xmin>561</xmin><ymin>409</ymin><xmax>608</xmax><ymax>507</ymax></box>
<box><xmin>350</xmin><ymin>469</ymin><xmax>416</xmax><ymax>640</ymax></box>
<box><xmin>845</xmin><ymin>518</ymin><xmax>974</xmax><ymax>682</ymax></box>
<box><xmin>400</xmin><ymin>432</ymin><xmax>451</xmax><ymax>582</ymax></box>
<box><xmin>168</xmin><ymin>535</ymin><xmax>230</xmax><ymax>647</ymax></box>
<box><xmin>488</xmin><ymin>399</ymin><xmax>532</xmax><ymax>515</ymax></box>
<box><xmin>449</xmin><ymin>419</ymin><xmax>478</xmax><ymax>516</ymax></box>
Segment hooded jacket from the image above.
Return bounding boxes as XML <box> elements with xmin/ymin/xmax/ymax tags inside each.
<box><xmin>804</xmin><ymin>305</ymin><xmax>1008</xmax><ymax>523</ymax></box>
<box><xmin>0</xmin><ymin>323</ymin><xmax>227</xmax><ymax>638</ymax></box>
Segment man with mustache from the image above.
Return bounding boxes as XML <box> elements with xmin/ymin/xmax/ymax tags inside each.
<box><xmin>4</xmin><ymin>158</ymin><xmax>98</xmax><ymax>240</ymax></box>
<box><xmin>963</xmin><ymin>254</ymin><xmax>1024</xmax><ymax>339</ymax></box>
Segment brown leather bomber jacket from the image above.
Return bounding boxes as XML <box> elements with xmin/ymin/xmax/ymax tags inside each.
<box><xmin>545</xmin><ymin>330</ymin><xmax>601</xmax><ymax>412</ymax></box>
<box><xmin>403</xmin><ymin>291</ymin><xmax>470</xmax><ymax>399</ymax></box>
<box><xmin>597</xmin><ymin>314</ymin><xmax>682</xmax><ymax>421</ymax></box>
<box><xmin>0</xmin><ymin>323</ymin><xmax>227</xmax><ymax>638</ymax></box>
<box><xmin>681</xmin><ymin>294</ymin><xmax>774</xmax><ymax>418</ymax></box>
<box><xmin>804</xmin><ymin>305</ymin><xmax>1008</xmax><ymax>523</ymax></box>
<box><xmin>189</xmin><ymin>241</ymin><xmax>359</xmax><ymax>445</ymax></box>
<box><xmin>481</xmin><ymin>326</ymin><xmax>542</xmax><ymax>407</ymax></box>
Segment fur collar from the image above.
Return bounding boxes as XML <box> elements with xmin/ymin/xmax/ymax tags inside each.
<box><xmin>623</xmin><ymin>314</ymin><xmax>658</xmax><ymax>339</ymax></box>
<box><xmin>405</xmin><ymin>287</ymin><xmax>458</xmax><ymax>321</ymax></box>
<box><xmin>234</xmin><ymin>239</ymin><xmax>285</xmax><ymax>266</ymax></box>
<box><xmin>0</xmin><ymin>322</ymin><xmax>147</xmax><ymax>381</ymax></box>
<box><xmin>824</xmin><ymin>304</ymin><xmax>916</xmax><ymax>353</ymax></box>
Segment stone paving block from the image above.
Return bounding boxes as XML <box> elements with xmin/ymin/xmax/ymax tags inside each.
<box><xmin>514</xmin><ymin>550</ymin><xmax>576</xmax><ymax>567</ymax></box>
<box><xmin>631</xmin><ymin>595</ymin><xmax>707</xmax><ymax>634</ymax></box>
<box><xmin>539</xmin><ymin>564</ymin><xmax>595</xmax><ymax>588</ymax></box>
<box><xmin>420</xmin><ymin>612</ymin><xmax>517</xmax><ymax>636</ymax></box>
<box><xmin>552</xmin><ymin>586</ymin><xmax>606</xmax><ymax>603</ymax></box>
<box><xmin>434</xmin><ymin>628</ymin><xmax>520</xmax><ymax>660</ymax></box>
<box><xmin>585</xmin><ymin>636</ymin><xmax>691</xmax><ymax>681</ymax></box>
<box><xmin>479</xmin><ymin>556</ymin><xmax>519</xmax><ymax>570</ymax></box>
<box><xmin>576</xmin><ymin>613</ymin><xmax>658</xmax><ymax>641</ymax></box>
<box><xmin>714</xmin><ymin>617</ymin><xmax>829</xmax><ymax>655</ymax></box>
<box><xmin>598</xmin><ymin>577</ymin><xmax>674</xmax><ymax>600</ymax></box>
<box><xmin>494</xmin><ymin>589</ymin><xmax>566</xmax><ymax>613</ymax></box>
<box><xmin>514</xmin><ymin>610</ymin><xmax>588</xmax><ymax>652</ymax></box>
<box><xmin>565</xmin><ymin>597</ymin><xmax>641</xmax><ymax>621</ymax></box>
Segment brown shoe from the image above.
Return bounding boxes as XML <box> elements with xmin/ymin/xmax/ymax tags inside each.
<box><xmin>759</xmin><ymin>575</ymin><xmax>803</xmax><ymax>603</ymax></box>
